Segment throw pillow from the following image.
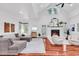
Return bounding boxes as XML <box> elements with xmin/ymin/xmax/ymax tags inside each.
<box><xmin>0</xmin><ymin>35</ymin><xmax>3</xmax><ymax>38</ymax></box>
<box><xmin>15</xmin><ymin>33</ymin><xmax>19</xmax><ymax>37</ymax></box>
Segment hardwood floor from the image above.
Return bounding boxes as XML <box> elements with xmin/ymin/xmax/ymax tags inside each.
<box><xmin>18</xmin><ymin>38</ymin><xmax>79</xmax><ymax>56</ymax></box>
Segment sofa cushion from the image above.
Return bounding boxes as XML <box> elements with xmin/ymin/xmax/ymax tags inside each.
<box><xmin>9</xmin><ymin>41</ymin><xmax>26</xmax><ymax>52</ymax></box>
<box><xmin>15</xmin><ymin>37</ymin><xmax>20</xmax><ymax>40</ymax></box>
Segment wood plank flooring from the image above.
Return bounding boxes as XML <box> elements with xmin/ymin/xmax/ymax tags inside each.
<box><xmin>18</xmin><ymin>38</ymin><xmax>79</xmax><ymax>56</ymax></box>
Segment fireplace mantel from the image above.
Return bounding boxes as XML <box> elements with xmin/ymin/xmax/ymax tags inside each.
<box><xmin>47</xmin><ymin>26</ymin><xmax>65</xmax><ymax>37</ymax></box>
<box><xmin>47</xmin><ymin>25</ymin><xmax>63</xmax><ymax>28</ymax></box>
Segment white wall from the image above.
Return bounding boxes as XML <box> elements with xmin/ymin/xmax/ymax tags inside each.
<box><xmin>0</xmin><ymin>11</ymin><xmax>22</xmax><ymax>38</ymax></box>
<box><xmin>32</xmin><ymin>8</ymin><xmax>69</xmax><ymax>36</ymax></box>
<box><xmin>0</xmin><ymin>11</ymin><xmax>32</xmax><ymax>38</ymax></box>
<box><xmin>0</xmin><ymin>5</ymin><xmax>73</xmax><ymax>37</ymax></box>
<box><xmin>69</xmin><ymin>8</ymin><xmax>79</xmax><ymax>35</ymax></box>
<box><xmin>0</xmin><ymin>4</ymin><xmax>40</xmax><ymax>37</ymax></box>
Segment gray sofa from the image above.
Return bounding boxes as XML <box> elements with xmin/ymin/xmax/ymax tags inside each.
<box><xmin>0</xmin><ymin>38</ymin><xmax>27</xmax><ymax>55</ymax></box>
<box><xmin>15</xmin><ymin>33</ymin><xmax>32</xmax><ymax>42</ymax></box>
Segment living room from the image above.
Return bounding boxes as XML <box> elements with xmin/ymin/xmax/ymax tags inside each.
<box><xmin>0</xmin><ymin>3</ymin><xmax>79</xmax><ymax>56</ymax></box>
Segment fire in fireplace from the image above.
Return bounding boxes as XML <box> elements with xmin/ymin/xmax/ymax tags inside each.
<box><xmin>51</xmin><ymin>30</ymin><xmax>60</xmax><ymax>36</ymax></box>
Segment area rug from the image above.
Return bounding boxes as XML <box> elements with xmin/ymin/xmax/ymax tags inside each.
<box><xmin>20</xmin><ymin>38</ymin><xmax>45</xmax><ymax>53</ymax></box>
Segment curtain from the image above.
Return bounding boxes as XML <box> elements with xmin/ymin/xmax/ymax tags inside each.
<box><xmin>20</xmin><ymin>23</ymin><xmax>28</xmax><ymax>34</ymax></box>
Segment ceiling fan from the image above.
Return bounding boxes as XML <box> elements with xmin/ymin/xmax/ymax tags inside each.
<box><xmin>56</xmin><ymin>3</ymin><xmax>64</xmax><ymax>8</ymax></box>
<box><xmin>56</xmin><ymin>3</ymin><xmax>73</xmax><ymax>8</ymax></box>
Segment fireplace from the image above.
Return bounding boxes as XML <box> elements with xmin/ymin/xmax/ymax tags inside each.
<box><xmin>51</xmin><ymin>30</ymin><xmax>60</xmax><ymax>36</ymax></box>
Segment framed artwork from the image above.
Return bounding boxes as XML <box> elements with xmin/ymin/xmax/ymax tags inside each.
<box><xmin>51</xmin><ymin>18</ymin><xmax>59</xmax><ymax>27</ymax></box>
<box><xmin>48</xmin><ymin>18</ymin><xmax>59</xmax><ymax>27</ymax></box>
<box><xmin>11</xmin><ymin>24</ymin><xmax>15</xmax><ymax>32</ymax></box>
<box><xmin>4</xmin><ymin>22</ymin><xmax>10</xmax><ymax>32</ymax></box>
<box><xmin>71</xmin><ymin>24</ymin><xmax>75</xmax><ymax>31</ymax></box>
<box><xmin>70</xmin><ymin>24</ymin><xmax>75</xmax><ymax>32</ymax></box>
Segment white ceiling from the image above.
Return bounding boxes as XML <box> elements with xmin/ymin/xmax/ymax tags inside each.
<box><xmin>0</xmin><ymin>3</ymin><xmax>78</xmax><ymax>20</ymax></box>
<box><xmin>0</xmin><ymin>3</ymin><xmax>32</xmax><ymax>19</ymax></box>
<box><xmin>60</xmin><ymin>3</ymin><xmax>79</xmax><ymax>14</ymax></box>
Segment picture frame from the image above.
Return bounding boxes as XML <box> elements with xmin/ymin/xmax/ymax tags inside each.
<box><xmin>72</xmin><ymin>24</ymin><xmax>75</xmax><ymax>31</ymax></box>
<box><xmin>4</xmin><ymin>22</ymin><xmax>15</xmax><ymax>32</ymax></box>
<box><xmin>51</xmin><ymin>18</ymin><xmax>59</xmax><ymax>27</ymax></box>
<box><xmin>70</xmin><ymin>24</ymin><xmax>75</xmax><ymax>32</ymax></box>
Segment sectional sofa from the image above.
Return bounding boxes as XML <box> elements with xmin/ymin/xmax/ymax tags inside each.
<box><xmin>0</xmin><ymin>37</ymin><xmax>27</xmax><ymax>55</ymax></box>
<box><xmin>0</xmin><ymin>33</ymin><xmax>28</xmax><ymax>56</ymax></box>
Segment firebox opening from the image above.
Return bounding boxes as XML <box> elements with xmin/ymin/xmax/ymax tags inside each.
<box><xmin>51</xmin><ymin>30</ymin><xmax>60</xmax><ymax>36</ymax></box>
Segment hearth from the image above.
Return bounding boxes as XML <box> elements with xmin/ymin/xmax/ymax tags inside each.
<box><xmin>51</xmin><ymin>30</ymin><xmax>60</xmax><ymax>36</ymax></box>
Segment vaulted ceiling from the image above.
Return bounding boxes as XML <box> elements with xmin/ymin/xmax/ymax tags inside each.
<box><xmin>0</xmin><ymin>3</ymin><xmax>78</xmax><ymax>21</ymax></box>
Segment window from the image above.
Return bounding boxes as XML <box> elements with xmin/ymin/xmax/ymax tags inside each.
<box><xmin>4</xmin><ymin>22</ymin><xmax>10</xmax><ymax>32</ymax></box>
<box><xmin>19</xmin><ymin>22</ymin><xmax>28</xmax><ymax>34</ymax></box>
